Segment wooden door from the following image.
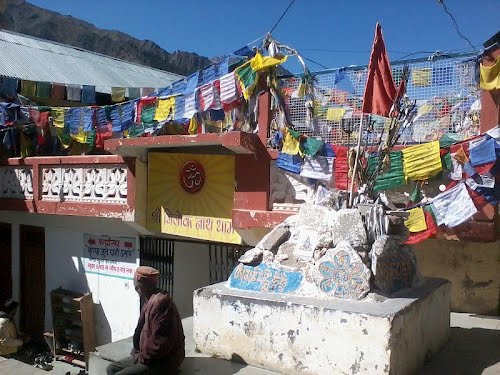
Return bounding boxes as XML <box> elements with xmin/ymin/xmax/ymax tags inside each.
<box><xmin>0</xmin><ymin>223</ymin><xmax>12</xmax><ymax>306</ymax></box>
<box><xmin>20</xmin><ymin>225</ymin><xmax>45</xmax><ymax>339</ymax></box>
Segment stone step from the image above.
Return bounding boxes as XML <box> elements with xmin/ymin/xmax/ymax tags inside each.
<box><xmin>89</xmin><ymin>317</ymin><xmax>279</xmax><ymax>375</ymax></box>
<box><xmin>0</xmin><ymin>357</ymin><xmax>47</xmax><ymax>375</ymax></box>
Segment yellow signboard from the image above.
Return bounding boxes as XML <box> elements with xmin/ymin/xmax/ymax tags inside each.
<box><xmin>147</xmin><ymin>153</ymin><xmax>242</xmax><ymax>244</ymax></box>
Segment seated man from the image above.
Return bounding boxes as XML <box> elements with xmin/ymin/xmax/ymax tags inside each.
<box><xmin>0</xmin><ymin>300</ymin><xmax>23</xmax><ymax>356</ymax></box>
<box><xmin>107</xmin><ymin>266</ymin><xmax>185</xmax><ymax>374</ymax></box>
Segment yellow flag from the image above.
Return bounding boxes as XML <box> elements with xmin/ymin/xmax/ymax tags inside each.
<box><xmin>154</xmin><ymin>97</ymin><xmax>176</xmax><ymax>122</ymax></box>
<box><xmin>281</xmin><ymin>130</ymin><xmax>300</xmax><ymax>155</ymax></box>
<box><xmin>480</xmin><ymin>58</ymin><xmax>500</xmax><ymax>91</ymax></box>
<box><xmin>412</xmin><ymin>68</ymin><xmax>431</xmax><ymax>87</ymax></box>
<box><xmin>250</xmin><ymin>52</ymin><xmax>288</xmax><ymax>72</ymax></box>
<box><xmin>52</xmin><ymin>108</ymin><xmax>66</xmax><ymax>128</ymax></box>
<box><xmin>188</xmin><ymin>115</ymin><xmax>198</xmax><ymax>135</ymax></box>
<box><xmin>111</xmin><ymin>87</ymin><xmax>126</xmax><ymax>103</ymax></box>
<box><xmin>402</xmin><ymin>141</ymin><xmax>442</xmax><ymax>181</ymax></box>
<box><xmin>417</xmin><ymin>104</ymin><xmax>433</xmax><ymax>116</ymax></box>
<box><xmin>404</xmin><ymin>207</ymin><xmax>428</xmax><ymax>233</ymax></box>
<box><xmin>71</xmin><ymin>131</ymin><xmax>87</xmax><ymax>144</ymax></box>
<box><xmin>326</xmin><ymin>107</ymin><xmax>346</xmax><ymax>122</ymax></box>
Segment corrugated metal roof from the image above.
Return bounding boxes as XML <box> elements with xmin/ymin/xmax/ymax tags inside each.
<box><xmin>0</xmin><ymin>29</ymin><xmax>184</xmax><ymax>93</ymax></box>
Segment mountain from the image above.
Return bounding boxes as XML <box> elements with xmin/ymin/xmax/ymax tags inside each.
<box><xmin>0</xmin><ymin>0</ymin><xmax>212</xmax><ymax>76</ymax></box>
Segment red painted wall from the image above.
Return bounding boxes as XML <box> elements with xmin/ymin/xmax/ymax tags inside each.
<box><xmin>480</xmin><ymin>46</ymin><xmax>500</xmax><ymax>133</ymax></box>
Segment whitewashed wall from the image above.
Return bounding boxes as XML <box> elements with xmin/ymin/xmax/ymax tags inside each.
<box><xmin>173</xmin><ymin>241</ymin><xmax>210</xmax><ymax>318</ymax></box>
<box><xmin>2</xmin><ymin>211</ymin><xmax>213</xmax><ymax>345</ymax></box>
<box><xmin>3</xmin><ymin>211</ymin><xmax>140</xmax><ymax>345</ymax></box>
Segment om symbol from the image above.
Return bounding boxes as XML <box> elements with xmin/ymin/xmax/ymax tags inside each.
<box><xmin>180</xmin><ymin>161</ymin><xmax>205</xmax><ymax>193</ymax></box>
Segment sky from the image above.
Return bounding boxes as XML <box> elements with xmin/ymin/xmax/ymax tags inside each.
<box><xmin>29</xmin><ymin>0</ymin><xmax>499</xmax><ymax>74</ymax></box>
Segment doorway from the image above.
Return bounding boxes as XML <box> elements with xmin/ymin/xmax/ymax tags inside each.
<box><xmin>0</xmin><ymin>223</ymin><xmax>12</xmax><ymax>306</ymax></box>
<box><xmin>20</xmin><ymin>225</ymin><xmax>45</xmax><ymax>339</ymax></box>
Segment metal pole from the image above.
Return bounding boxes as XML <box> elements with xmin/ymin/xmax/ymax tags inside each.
<box><xmin>348</xmin><ymin>114</ymin><xmax>364</xmax><ymax>207</ymax></box>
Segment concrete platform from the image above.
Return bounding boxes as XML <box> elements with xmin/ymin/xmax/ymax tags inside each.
<box><xmin>5</xmin><ymin>312</ymin><xmax>498</xmax><ymax>374</ymax></box>
<box><xmin>89</xmin><ymin>317</ymin><xmax>278</xmax><ymax>375</ymax></box>
<box><xmin>193</xmin><ymin>278</ymin><xmax>452</xmax><ymax>375</ymax></box>
<box><xmin>0</xmin><ymin>356</ymin><xmax>46</xmax><ymax>374</ymax></box>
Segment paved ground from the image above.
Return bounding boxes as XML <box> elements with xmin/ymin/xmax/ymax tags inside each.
<box><xmin>419</xmin><ymin>313</ymin><xmax>500</xmax><ymax>375</ymax></box>
<box><xmin>3</xmin><ymin>312</ymin><xmax>499</xmax><ymax>374</ymax></box>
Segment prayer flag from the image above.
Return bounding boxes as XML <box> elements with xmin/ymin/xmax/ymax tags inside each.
<box><xmin>402</xmin><ymin>141</ymin><xmax>442</xmax><ymax>181</ymax></box>
<box><xmin>21</xmin><ymin>80</ymin><xmax>36</xmax><ymax>97</ymax></box>
<box><xmin>362</xmin><ymin>23</ymin><xmax>396</xmax><ymax>117</ymax></box>
<box><xmin>300</xmin><ymin>156</ymin><xmax>334</xmax><ymax>181</ymax></box>
<box><xmin>36</xmin><ymin>82</ymin><xmax>51</xmax><ymax>98</ymax></box>
<box><xmin>404</xmin><ymin>210</ymin><xmax>437</xmax><ymax>245</ymax></box>
<box><xmin>111</xmin><ymin>87</ymin><xmax>126</xmax><ymax>103</ymax></box>
<box><xmin>404</xmin><ymin>207</ymin><xmax>427</xmax><ymax>233</ymax></box>
<box><xmin>412</xmin><ymin>68</ymin><xmax>432</xmax><ymax>87</ymax></box>
<box><xmin>281</xmin><ymin>130</ymin><xmax>300</xmax><ymax>156</ymax></box>
<box><xmin>480</xmin><ymin>57</ymin><xmax>500</xmax><ymax>90</ymax></box>
<box><xmin>431</xmin><ymin>183</ymin><xmax>477</xmax><ymax>228</ymax></box>
<box><xmin>66</xmin><ymin>84</ymin><xmax>82</xmax><ymax>101</ymax></box>
<box><xmin>154</xmin><ymin>97</ymin><xmax>176</xmax><ymax>122</ymax></box>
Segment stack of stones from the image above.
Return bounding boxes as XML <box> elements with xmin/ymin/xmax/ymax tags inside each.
<box><xmin>229</xmin><ymin>204</ymin><xmax>420</xmax><ymax>300</ymax></box>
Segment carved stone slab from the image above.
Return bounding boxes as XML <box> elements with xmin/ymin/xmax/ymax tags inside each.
<box><xmin>371</xmin><ymin>235</ymin><xmax>418</xmax><ymax>294</ymax></box>
<box><xmin>228</xmin><ymin>262</ymin><xmax>303</xmax><ymax>294</ymax></box>
<box><xmin>314</xmin><ymin>241</ymin><xmax>371</xmax><ymax>300</ymax></box>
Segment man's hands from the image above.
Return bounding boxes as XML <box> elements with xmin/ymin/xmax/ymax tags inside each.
<box><xmin>18</xmin><ymin>332</ymin><xmax>30</xmax><ymax>344</ymax></box>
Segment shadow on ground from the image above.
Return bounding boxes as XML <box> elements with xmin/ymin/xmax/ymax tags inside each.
<box><xmin>420</xmin><ymin>327</ymin><xmax>500</xmax><ymax>375</ymax></box>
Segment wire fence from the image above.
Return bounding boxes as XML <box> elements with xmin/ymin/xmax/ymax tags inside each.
<box><xmin>274</xmin><ymin>53</ymin><xmax>480</xmax><ymax>147</ymax></box>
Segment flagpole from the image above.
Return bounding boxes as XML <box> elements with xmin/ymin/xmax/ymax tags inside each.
<box><xmin>348</xmin><ymin>114</ymin><xmax>364</xmax><ymax>207</ymax></box>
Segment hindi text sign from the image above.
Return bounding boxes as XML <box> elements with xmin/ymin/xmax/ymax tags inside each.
<box><xmin>83</xmin><ymin>234</ymin><xmax>137</xmax><ymax>280</ymax></box>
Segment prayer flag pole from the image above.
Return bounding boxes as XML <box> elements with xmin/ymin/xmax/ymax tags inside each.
<box><xmin>348</xmin><ymin>115</ymin><xmax>363</xmax><ymax>207</ymax></box>
<box><xmin>352</xmin><ymin>22</ymin><xmax>398</xmax><ymax>206</ymax></box>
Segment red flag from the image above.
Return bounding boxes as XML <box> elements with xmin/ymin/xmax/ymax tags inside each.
<box><xmin>362</xmin><ymin>23</ymin><xmax>396</xmax><ymax>117</ymax></box>
<box><xmin>404</xmin><ymin>210</ymin><xmax>437</xmax><ymax>245</ymax></box>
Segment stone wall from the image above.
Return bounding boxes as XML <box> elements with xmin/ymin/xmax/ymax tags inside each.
<box><xmin>193</xmin><ymin>279</ymin><xmax>451</xmax><ymax>375</ymax></box>
<box><xmin>414</xmin><ymin>239</ymin><xmax>500</xmax><ymax>315</ymax></box>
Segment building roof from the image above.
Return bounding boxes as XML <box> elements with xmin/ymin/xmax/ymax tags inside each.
<box><xmin>0</xmin><ymin>29</ymin><xmax>184</xmax><ymax>94</ymax></box>
<box><xmin>483</xmin><ymin>31</ymin><xmax>499</xmax><ymax>50</ymax></box>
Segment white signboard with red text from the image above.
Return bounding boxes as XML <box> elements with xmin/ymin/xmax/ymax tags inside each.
<box><xmin>83</xmin><ymin>234</ymin><xmax>138</xmax><ymax>280</ymax></box>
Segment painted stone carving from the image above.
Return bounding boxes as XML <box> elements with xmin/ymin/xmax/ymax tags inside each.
<box><xmin>371</xmin><ymin>235</ymin><xmax>418</xmax><ymax>294</ymax></box>
<box><xmin>314</xmin><ymin>241</ymin><xmax>371</xmax><ymax>300</ymax></box>
<box><xmin>228</xmin><ymin>262</ymin><xmax>303</xmax><ymax>294</ymax></box>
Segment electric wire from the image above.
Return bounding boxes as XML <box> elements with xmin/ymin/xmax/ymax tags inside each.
<box><xmin>298</xmin><ymin>49</ymin><xmax>414</xmax><ymax>54</ymax></box>
<box><xmin>300</xmin><ymin>55</ymin><xmax>329</xmax><ymax>70</ymax></box>
<box><xmin>438</xmin><ymin>0</ymin><xmax>477</xmax><ymax>51</ymax></box>
<box><xmin>269</xmin><ymin>0</ymin><xmax>297</xmax><ymax>34</ymax></box>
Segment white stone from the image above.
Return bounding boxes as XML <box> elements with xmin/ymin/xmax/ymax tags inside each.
<box><xmin>297</xmin><ymin>204</ymin><xmax>332</xmax><ymax>231</ymax></box>
<box><xmin>330</xmin><ymin>209</ymin><xmax>367</xmax><ymax>249</ymax></box>
<box><xmin>262</xmin><ymin>250</ymin><xmax>275</xmax><ymax>263</ymax></box>
<box><xmin>294</xmin><ymin>229</ymin><xmax>319</xmax><ymax>260</ymax></box>
<box><xmin>238</xmin><ymin>248</ymin><xmax>263</xmax><ymax>266</ymax></box>
<box><xmin>255</xmin><ymin>223</ymin><xmax>290</xmax><ymax>254</ymax></box>
<box><xmin>193</xmin><ymin>278</ymin><xmax>451</xmax><ymax>375</ymax></box>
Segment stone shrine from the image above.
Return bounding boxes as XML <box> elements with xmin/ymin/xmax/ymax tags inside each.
<box><xmin>193</xmin><ymin>201</ymin><xmax>451</xmax><ymax>375</ymax></box>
